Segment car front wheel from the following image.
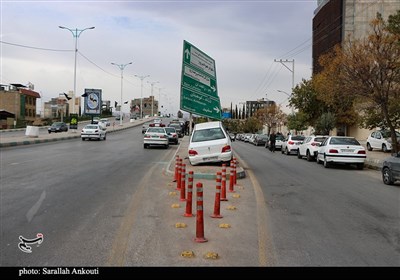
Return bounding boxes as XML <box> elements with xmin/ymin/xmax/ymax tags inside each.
<box><xmin>382</xmin><ymin>167</ymin><xmax>394</xmax><ymax>185</ymax></box>
<box><xmin>382</xmin><ymin>144</ymin><xmax>388</xmax><ymax>153</ymax></box>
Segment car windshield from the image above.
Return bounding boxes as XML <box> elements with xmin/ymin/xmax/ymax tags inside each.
<box><xmin>85</xmin><ymin>125</ymin><xmax>98</xmax><ymax>129</ymax></box>
<box><xmin>381</xmin><ymin>130</ymin><xmax>400</xmax><ymax>138</ymax></box>
<box><xmin>291</xmin><ymin>136</ymin><xmax>305</xmax><ymax>141</ymax></box>
<box><xmin>191</xmin><ymin>128</ymin><xmax>226</xmax><ymax>142</ymax></box>
<box><xmin>165</xmin><ymin>128</ymin><xmax>175</xmax><ymax>133</ymax></box>
<box><xmin>329</xmin><ymin>137</ymin><xmax>360</xmax><ymax>145</ymax></box>
<box><xmin>314</xmin><ymin>137</ymin><xmax>327</xmax><ymax>142</ymax></box>
<box><xmin>147</xmin><ymin>128</ymin><xmax>165</xmax><ymax>133</ymax></box>
<box><xmin>276</xmin><ymin>135</ymin><xmax>284</xmax><ymax>140</ymax></box>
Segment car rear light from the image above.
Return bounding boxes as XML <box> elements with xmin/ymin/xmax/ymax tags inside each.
<box><xmin>288</xmin><ymin>141</ymin><xmax>295</xmax><ymax>145</ymax></box>
<box><xmin>358</xmin><ymin>150</ymin><xmax>366</xmax><ymax>154</ymax></box>
<box><xmin>311</xmin><ymin>142</ymin><xmax>319</xmax><ymax>146</ymax></box>
<box><xmin>149</xmin><ymin>123</ymin><xmax>155</xmax><ymax>127</ymax></box>
<box><xmin>160</xmin><ymin>135</ymin><xmax>167</xmax><ymax>138</ymax></box>
<box><xmin>222</xmin><ymin>145</ymin><xmax>231</xmax><ymax>153</ymax></box>
<box><xmin>189</xmin><ymin>149</ymin><xmax>198</xmax><ymax>156</ymax></box>
<box><xmin>329</xmin><ymin>149</ymin><xmax>339</xmax><ymax>153</ymax></box>
<box><xmin>144</xmin><ymin>134</ymin><xmax>150</xmax><ymax>138</ymax></box>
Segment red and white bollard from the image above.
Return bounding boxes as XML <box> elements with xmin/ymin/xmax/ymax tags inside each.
<box><xmin>194</xmin><ymin>182</ymin><xmax>208</xmax><ymax>243</ymax></box>
<box><xmin>184</xmin><ymin>171</ymin><xmax>194</xmax><ymax>217</ymax></box>
<box><xmin>180</xmin><ymin>163</ymin><xmax>186</xmax><ymax>201</ymax></box>
<box><xmin>211</xmin><ymin>172</ymin><xmax>223</xmax><ymax>218</ymax></box>
<box><xmin>221</xmin><ymin>164</ymin><xmax>228</xmax><ymax>201</ymax></box>
<box><xmin>233</xmin><ymin>157</ymin><xmax>237</xmax><ymax>185</ymax></box>
<box><xmin>229</xmin><ymin>160</ymin><xmax>235</xmax><ymax>193</ymax></box>
<box><xmin>173</xmin><ymin>155</ymin><xmax>179</xmax><ymax>182</ymax></box>
<box><xmin>176</xmin><ymin>158</ymin><xmax>182</xmax><ymax>190</ymax></box>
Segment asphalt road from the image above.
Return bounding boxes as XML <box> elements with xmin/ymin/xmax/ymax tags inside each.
<box><xmin>1</xmin><ymin>124</ymin><xmax>178</xmax><ymax>266</ymax></box>
<box><xmin>233</xmin><ymin>140</ymin><xmax>400</xmax><ymax>266</ymax></box>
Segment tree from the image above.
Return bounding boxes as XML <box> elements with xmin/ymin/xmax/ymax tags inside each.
<box><xmin>289</xmin><ymin>78</ymin><xmax>327</xmax><ymax>128</ymax></box>
<box><xmin>286</xmin><ymin>112</ymin><xmax>308</xmax><ymax>133</ymax></box>
<box><xmin>254</xmin><ymin>104</ymin><xmax>286</xmax><ymax>135</ymax></box>
<box><xmin>315</xmin><ymin>112</ymin><xmax>336</xmax><ymax>135</ymax></box>
<box><xmin>330</xmin><ymin>12</ymin><xmax>400</xmax><ymax>152</ymax></box>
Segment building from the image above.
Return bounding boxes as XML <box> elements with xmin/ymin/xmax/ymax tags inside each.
<box><xmin>245</xmin><ymin>99</ymin><xmax>276</xmax><ymax>118</ymax></box>
<box><xmin>130</xmin><ymin>96</ymin><xmax>159</xmax><ymax>118</ymax></box>
<box><xmin>312</xmin><ymin>0</ymin><xmax>400</xmax><ymax>140</ymax></box>
<box><xmin>0</xmin><ymin>83</ymin><xmax>41</xmax><ymax>128</ymax></box>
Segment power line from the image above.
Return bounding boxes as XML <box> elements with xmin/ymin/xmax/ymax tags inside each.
<box><xmin>0</xmin><ymin>40</ymin><xmax>72</xmax><ymax>52</ymax></box>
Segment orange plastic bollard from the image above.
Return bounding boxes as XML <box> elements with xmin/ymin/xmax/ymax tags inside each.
<box><xmin>173</xmin><ymin>155</ymin><xmax>179</xmax><ymax>182</ymax></box>
<box><xmin>211</xmin><ymin>172</ymin><xmax>223</xmax><ymax>218</ymax></box>
<box><xmin>184</xmin><ymin>171</ymin><xmax>194</xmax><ymax>217</ymax></box>
<box><xmin>233</xmin><ymin>157</ymin><xmax>237</xmax><ymax>185</ymax></box>
<box><xmin>176</xmin><ymin>158</ymin><xmax>182</xmax><ymax>190</ymax></box>
<box><xmin>221</xmin><ymin>164</ymin><xmax>228</xmax><ymax>201</ymax></box>
<box><xmin>194</xmin><ymin>182</ymin><xmax>208</xmax><ymax>243</ymax></box>
<box><xmin>228</xmin><ymin>161</ymin><xmax>235</xmax><ymax>193</ymax></box>
<box><xmin>180</xmin><ymin>164</ymin><xmax>186</xmax><ymax>201</ymax></box>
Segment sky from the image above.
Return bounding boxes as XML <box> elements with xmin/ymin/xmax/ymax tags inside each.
<box><xmin>1</xmin><ymin>0</ymin><xmax>318</xmax><ymax>116</ymax></box>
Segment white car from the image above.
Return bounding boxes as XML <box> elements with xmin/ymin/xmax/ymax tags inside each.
<box><xmin>297</xmin><ymin>135</ymin><xmax>328</xmax><ymax>161</ymax></box>
<box><xmin>143</xmin><ymin>127</ymin><xmax>169</xmax><ymax>149</ymax></box>
<box><xmin>366</xmin><ymin>130</ymin><xmax>400</xmax><ymax>153</ymax></box>
<box><xmin>81</xmin><ymin>124</ymin><xmax>106</xmax><ymax>141</ymax></box>
<box><xmin>99</xmin><ymin>118</ymin><xmax>111</xmax><ymax>127</ymax></box>
<box><xmin>281</xmin><ymin>134</ymin><xmax>305</xmax><ymax>155</ymax></box>
<box><xmin>188</xmin><ymin>121</ymin><xmax>233</xmax><ymax>166</ymax></box>
<box><xmin>317</xmin><ymin>136</ymin><xmax>366</xmax><ymax>169</ymax></box>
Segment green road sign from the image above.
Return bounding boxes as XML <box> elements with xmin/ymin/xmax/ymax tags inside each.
<box><xmin>181</xmin><ymin>88</ymin><xmax>221</xmax><ymax>119</ymax></box>
<box><xmin>180</xmin><ymin>40</ymin><xmax>221</xmax><ymax>119</ymax></box>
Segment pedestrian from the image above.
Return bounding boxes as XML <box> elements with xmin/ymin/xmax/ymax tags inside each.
<box><xmin>269</xmin><ymin>131</ymin><xmax>276</xmax><ymax>152</ymax></box>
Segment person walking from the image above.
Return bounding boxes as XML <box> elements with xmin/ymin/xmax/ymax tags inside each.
<box><xmin>269</xmin><ymin>131</ymin><xmax>276</xmax><ymax>152</ymax></box>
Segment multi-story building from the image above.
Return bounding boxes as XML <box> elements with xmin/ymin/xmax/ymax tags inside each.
<box><xmin>130</xmin><ymin>96</ymin><xmax>159</xmax><ymax>118</ymax></box>
<box><xmin>312</xmin><ymin>0</ymin><xmax>400</xmax><ymax>139</ymax></box>
<box><xmin>0</xmin><ymin>83</ymin><xmax>41</xmax><ymax>128</ymax></box>
<box><xmin>245</xmin><ymin>99</ymin><xmax>276</xmax><ymax>118</ymax></box>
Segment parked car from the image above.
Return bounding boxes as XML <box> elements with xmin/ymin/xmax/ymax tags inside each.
<box><xmin>366</xmin><ymin>130</ymin><xmax>400</xmax><ymax>152</ymax></box>
<box><xmin>92</xmin><ymin>117</ymin><xmax>100</xmax><ymax>124</ymax></box>
<box><xmin>48</xmin><ymin>122</ymin><xmax>68</xmax><ymax>133</ymax></box>
<box><xmin>142</xmin><ymin>125</ymin><xmax>148</xmax><ymax>134</ymax></box>
<box><xmin>265</xmin><ymin>134</ymin><xmax>285</xmax><ymax>150</ymax></box>
<box><xmin>382</xmin><ymin>152</ymin><xmax>400</xmax><ymax>185</ymax></box>
<box><xmin>254</xmin><ymin>134</ymin><xmax>269</xmax><ymax>146</ymax></box>
<box><xmin>317</xmin><ymin>136</ymin><xmax>366</xmax><ymax>169</ymax></box>
<box><xmin>99</xmin><ymin>118</ymin><xmax>111</xmax><ymax>127</ymax></box>
<box><xmin>281</xmin><ymin>134</ymin><xmax>305</xmax><ymax>155</ymax></box>
<box><xmin>143</xmin><ymin>127</ymin><xmax>169</xmax><ymax>149</ymax></box>
<box><xmin>297</xmin><ymin>135</ymin><xmax>328</xmax><ymax>161</ymax></box>
<box><xmin>165</xmin><ymin>127</ymin><xmax>179</xmax><ymax>145</ymax></box>
<box><xmin>81</xmin><ymin>124</ymin><xmax>106</xmax><ymax>141</ymax></box>
<box><xmin>168</xmin><ymin>122</ymin><xmax>184</xmax><ymax>138</ymax></box>
<box><xmin>188</xmin><ymin>121</ymin><xmax>232</xmax><ymax>166</ymax></box>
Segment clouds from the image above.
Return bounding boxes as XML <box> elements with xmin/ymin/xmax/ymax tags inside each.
<box><xmin>1</xmin><ymin>0</ymin><xmax>317</xmax><ymax>115</ymax></box>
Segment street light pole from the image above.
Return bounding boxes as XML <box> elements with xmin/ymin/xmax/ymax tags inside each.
<box><xmin>135</xmin><ymin>75</ymin><xmax>150</xmax><ymax>119</ymax></box>
<box><xmin>59</xmin><ymin>25</ymin><xmax>95</xmax><ymax>116</ymax></box>
<box><xmin>112</xmin><ymin>62</ymin><xmax>133</xmax><ymax>126</ymax></box>
<box><xmin>147</xmin><ymin>81</ymin><xmax>159</xmax><ymax>117</ymax></box>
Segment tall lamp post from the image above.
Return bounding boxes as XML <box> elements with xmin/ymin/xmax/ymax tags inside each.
<box><xmin>59</xmin><ymin>25</ymin><xmax>95</xmax><ymax>116</ymax></box>
<box><xmin>147</xmin><ymin>81</ymin><xmax>159</xmax><ymax>117</ymax></box>
<box><xmin>112</xmin><ymin>62</ymin><xmax>133</xmax><ymax>126</ymax></box>
<box><xmin>135</xmin><ymin>75</ymin><xmax>150</xmax><ymax>119</ymax></box>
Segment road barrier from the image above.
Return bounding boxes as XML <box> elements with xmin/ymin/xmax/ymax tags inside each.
<box><xmin>194</xmin><ymin>182</ymin><xmax>208</xmax><ymax>243</ymax></box>
<box><xmin>174</xmin><ymin>155</ymin><xmax>179</xmax><ymax>182</ymax></box>
<box><xmin>211</xmin><ymin>172</ymin><xmax>223</xmax><ymax>219</ymax></box>
<box><xmin>229</xmin><ymin>160</ymin><xmax>235</xmax><ymax>193</ymax></box>
<box><xmin>176</xmin><ymin>158</ymin><xmax>182</xmax><ymax>190</ymax></box>
<box><xmin>184</xmin><ymin>171</ymin><xmax>194</xmax><ymax>217</ymax></box>
<box><xmin>180</xmin><ymin>163</ymin><xmax>186</xmax><ymax>201</ymax></box>
<box><xmin>221</xmin><ymin>164</ymin><xmax>228</xmax><ymax>201</ymax></box>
